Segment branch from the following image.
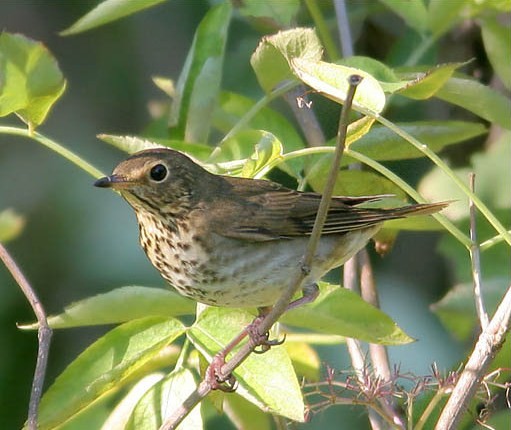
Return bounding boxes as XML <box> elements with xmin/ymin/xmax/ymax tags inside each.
<box><xmin>159</xmin><ymin>75</ymin><xmax>363</xmax><ymax>430</ymax></box>
<box><xmin>0</xmin><ymin>243</ymin><xmax>52</xmax><ymax>430</ymax></box>
<box><xmin>469</xmin><ymin>173</ymin><xmax>489</xmax><ymax>329</ymax></box>
<box><xmin>435</xmin><ymin>284</ymin><xmax>511</xmax><ymax>429</ymax></box>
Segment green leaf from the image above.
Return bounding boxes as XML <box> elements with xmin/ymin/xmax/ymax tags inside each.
<box><xmin>379</xmin><ymin>0</ymin><xmax>429</xmax><ymax>34</ymax></box>
<box><xmin>102</xmin><ymin>373</ymin><xmax>165</xmax><ymax>430</ymax></box>
<box><xmin>19</xmin><ymin>286</ymin><xmax>195</xmax><ymax>330</ymax></box>
<box><xmin>284</xmin><ymin>340</ymin><xmax>320</xmax><ymax>381</ymax></box>
<box><xmin>291</xmin><ymin>58</ymin><xmax>386</xmax><ymax>114</ymax></box>
<box><xmin>431</xmin><ymin>278</ymin><xmax>509</xmax><ymax>340</ymax></box>
<box><xmin>60</xmin><ymin>0</ymin><xmax>167</xmax><ymax>35</ymax></box>
<box><xmin>307</xmin><ymin>167</ymin><xmax>407</xmax><ymax>200</ymax></box>
<box><xmin>169</xmin><ymin>2</ymin><xmax>232</xmax><ymax>143</ymax></box>
<box><xmin>98</xmin><ymin>134</ymin><xmax>165</xmax><ymax>154</ymax></box>
<box><xmin>281</xmin><ymin>283</ymin><xmax>414</xmax><ymax>345</ymax></box>
<box><xmin>214</xmin><ymin>91</ymin><xmax>304</xmax><ymax>154</ymax></box>
<box><xmin>480</xmin><ymin>16</ymin><xmax>511</xmax><ymax>90</ymax></box>
<box><xmin>37</xmin><ymin>317</ymin><xmax>185</xmax><ymax>430</ymax></box>
<box><xmin>223</xmin><ymin>393</ymin><xmax>272</xmax><ymax>430</ymax></box>
<box><xmin>419</xmin><ymin>137</ymin><xmax>511</xmax><ymax>221</ymax></box>
<box><xmin>210</xmin><ymin>130</ymin><xmax>283</xmax><ymax>179</ymax></box>
<box><xmin>128</xmin><ymin>368</ymin><xmax>203</xmax><ymax>430</ymax></box>
<box><xmin>435</xmin><ymin>76</ymin><xmax>511</xmax><ymax>129</ymax></box>
<box><xmin>241</xmin><ymin>132</ymin><xmax>283</xmax><ymax>179</ymax></box>
<box><xmin>188</xmin><ymin>307</ymin><xmax>305</xmax><ymax>422</ymax></box>
<box><xmin>0</xmin><ymin>32</ymin><xmax>66</xmax><ymax>128</ymax></box>
<box><xmin>0</xmin><ymin>208</ymin><xmax>25</xmax><ymax>242</ymax></box>
<box><xmin>238</xmin><ymin>0</ymin><xmax>300</xmax><ymax>28</ymax></box>
<box><xmin>98</xmin><ymin>134</ymin><xmax>212</xmax><ymax>160</ymax></box>
<box><xmin>396</xmin><ymin>63</ymin><xmax>466</xmax><ymax>99</ymax></box>
<box><xmin>213</xmin><ymin>91</ymin><xmax>305</xmax><ymax>177</ymax></box>
<box><xmin>348</xmin><ymin>121</ymin><xmax>487</xmax><ymax>162</ymax></box>
<box><xmin>339</xmin><ymin>56</ymin><xmax>400</xmax><ymax>87</ymax></box>
<box><xmin>250</xmin><ymin>27</ymin><xmax>323</xmax><ymax>93</ymax></box>
<box><xmin>427</xmin><ymin>0</ymin><xmax>469</xmax><ymax>37</ymax></box>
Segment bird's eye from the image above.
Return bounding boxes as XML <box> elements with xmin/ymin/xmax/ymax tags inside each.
<box><xmin>149</xmin><ymin>164</ymin><xmax>168</xmax><ymax>182</ymax></box>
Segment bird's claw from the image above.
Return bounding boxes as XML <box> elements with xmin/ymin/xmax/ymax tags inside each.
<box><xmin>206</xmin><ymin>354</ymin><xmax>238</xmax><ymax>392</ymax></box>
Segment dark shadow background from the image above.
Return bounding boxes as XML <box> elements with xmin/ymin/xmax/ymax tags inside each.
<box><xmin>0</xmin><ymin>2</ymin><xmax>493</xmax><ymax>428</ymax></box>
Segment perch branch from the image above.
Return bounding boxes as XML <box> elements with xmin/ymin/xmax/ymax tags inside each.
<box><xmin>159</xmin><ymin>75</ymin><xmax>362</xmax><ymax>430</ymax></box>
<box><xmin>0</xmin><ymin>244</ymin><xmax>52</xmax><ymax>430</ymax></box>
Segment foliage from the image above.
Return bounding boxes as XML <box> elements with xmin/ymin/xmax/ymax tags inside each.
<box><xmin>1</xmin><ymin>1</ymin><xmax>509</xmax><ymax>429</ymax></box>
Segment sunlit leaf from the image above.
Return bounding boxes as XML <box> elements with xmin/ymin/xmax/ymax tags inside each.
<box><xmin>127</xmin><ymin>368</ymin><xmax>203</xmax><ymax>430</ymax></box>
<box><xmin>60</xmin><ymin>0</ymin><xmax>167</xmax><ymax>35</ymax></box>
<box><xmin>396</xmin><ymin>63</ymin><xmax>466</xmax><ymax>99</ymax></box>
<box><xmin>19</xmin><ymin>286</ymin><xmax>195</xmax><ymax>330</ymax></box>
<box><xmin>242</xmin><ymin>132</ymin><xmax>283</xmax><ymax>178</ymax></box>
<box><xmin>223</xmin><ymin>393</ymin><xmax>272</xmax><ymax>430</ymax></box>
<box><xmin>0</xmin><ymin>32</ymin><xmax>66</xmax><ymax>128</ymax></box>
<box><xmin>98</xmin><ymin>134</ymin><xmax>212</xmax><ymax>160</ymax></box>
<box><xmin>188</xmin><ymin>307</ymin><xmax>305</xmax><ymax>422</ymax></box>
<box><xmin>284</xmin><ymin>340</ymin><xmax>320</xmax><ymax>381</ymax></box>
<box><xmin>0</xmin><ymin>208</ymin><xmax>25</xmax><ymax>243</ymax></box>
<box><xmin>281</xmin><ymin>283</ymin><xmax>414</xmax><ymax>345</ymax></box>
<box><xmin>251</xmin><ymin>27</ymin><xmax>323</xmax><ymax>93</ymax></box>
<box><xmin>291</xmin><ymin>58</ymin><xmax>386</xmax><ymax>114</ymax></box>
<box><xmin>37</xmin><ymin>317</ymin><xmax>185</xmax><ymax>430</ymax></box>
<box><xmin>102</xmin><ymin>373</ymin><xmax>165</xmax><ymax>430</ymax></box>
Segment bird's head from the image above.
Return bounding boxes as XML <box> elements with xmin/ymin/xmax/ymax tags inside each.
<box><xmin>94</xmin><ymin>148</ymin><xmax>208</xmax><ymax>215</ymax></box>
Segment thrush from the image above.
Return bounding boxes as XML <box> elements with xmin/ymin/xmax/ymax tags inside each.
<box><xmin>95</xmin><ymin>148</ymin><xmax>447</xmax><ymax>309</ymax></box>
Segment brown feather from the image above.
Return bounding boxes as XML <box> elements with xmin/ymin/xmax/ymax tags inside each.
<box><xmin>206</xmin><ymin>175</ymin><xmax>448</xmax><ymax>241</ymax></box>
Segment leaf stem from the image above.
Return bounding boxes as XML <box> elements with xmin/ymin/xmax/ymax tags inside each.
<box><xmin>0</xmin><ymin>125</ymin><xmax>105</xmax><ymax>179</ymax></box>
<box><xmin>304</xmin><ymin>0</ymin><xmax>339</xmax><ymax>61</ymax></box>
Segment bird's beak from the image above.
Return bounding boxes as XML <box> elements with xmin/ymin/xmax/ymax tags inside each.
<box><xmin>94</xmin><ymin>174</ymin><xmax>131</xmax><ymax>189</ymax></box>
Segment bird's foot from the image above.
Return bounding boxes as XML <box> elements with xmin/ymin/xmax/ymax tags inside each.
<box><xmin>247</xmin><ymin>313</ymin><xmax>286</xmax><ymax>354</ymax></box>
<box><xmin>285</xmin><ymin>283</ymin><xmax>319</xmax><ymax>311</ymax></box>
<box><xmin>205</xmin><ymin>353</ymin><xmax>237</xmax><ymax>392</ymax></box>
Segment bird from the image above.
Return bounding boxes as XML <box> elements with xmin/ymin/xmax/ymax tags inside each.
<box><xmin>94</xmin><ymin>147</ymin><xmax>447</xmax><ymax>310</ymax></box>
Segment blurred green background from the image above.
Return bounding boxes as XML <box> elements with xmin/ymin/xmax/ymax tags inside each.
<box><xmin>0</xmin><ymin>1</ymin><xmax>506</xmax><ymax>429</ymax></box>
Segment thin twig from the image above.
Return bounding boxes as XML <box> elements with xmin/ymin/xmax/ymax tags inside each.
<box><xmin>344</xmin><ymin>257</ymin><xmax>384</xmax><ymax>430</ymax></box>
<box><xmin>159</xmin><ymin>75</ymin><xmax>363</xmax><ymax>430</ymax></box>
<box><xmin>469</xmin><ymin>173</ymin><xmax>489</xmax><ymax>329</ymax></box>
<box><xmin>435</xmin><ymin>284</ymin><xmax>511</xmax><ymax>430</ymax></box>
<box><xmin>359</xmin><ymin>249</ymin><xmax>391</xmax><ymax>381</ymax></box>
<box><xmin>0</xmin><ymin>243</ymin><xmax>52</xmax><ymax>430</ymax></box>
<box><xmin>333</xmin><ymin>0</ymin><xmax>354</xmax><ymax>57</ymax></box>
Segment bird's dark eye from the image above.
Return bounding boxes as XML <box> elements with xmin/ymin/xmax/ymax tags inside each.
<box><xmin>149</xmin><ymin>164</ymin><xmax>168</xmax><ymax>182</ymax></box>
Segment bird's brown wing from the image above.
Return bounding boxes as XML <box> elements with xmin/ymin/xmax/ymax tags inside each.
<box><xmin>207</xmin><ymin>177</ymin><xmax>419</xmax><ymax>242</ymax></box>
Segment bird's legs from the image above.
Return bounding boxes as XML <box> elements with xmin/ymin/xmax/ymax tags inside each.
<box><xmin>205</xmin><ymin>283</ymin><xmax>319</xmax><ymax>390</ymax></box>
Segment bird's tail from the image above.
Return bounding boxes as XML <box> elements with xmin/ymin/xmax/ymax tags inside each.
<box><xmin>384</xmin><ymin>201</ymin><xmax>451</xmax><ymax>218</ymax></box>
